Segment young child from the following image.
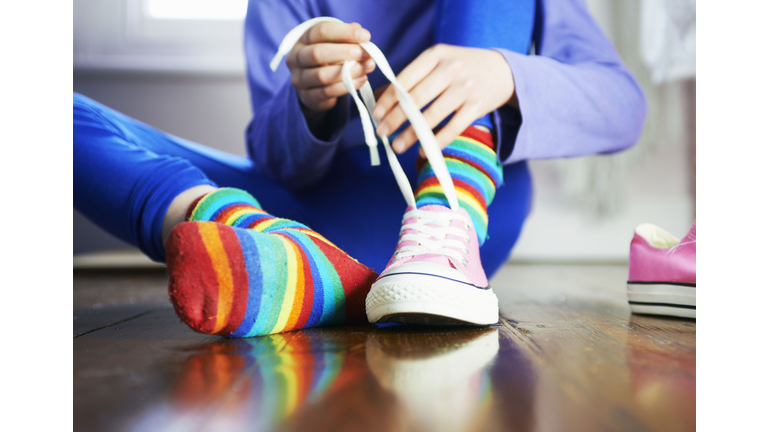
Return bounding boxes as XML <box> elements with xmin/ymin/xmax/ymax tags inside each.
<box><xmin>74</xmin><ymin>0</ymin><xmax>646</xmax><ymax>337</ymax></box>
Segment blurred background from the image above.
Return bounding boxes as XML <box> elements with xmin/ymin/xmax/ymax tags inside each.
<box><xmin>73</xmin><ymin>0</ymin><xmax>695</xmax><ymax>264</ymax></box>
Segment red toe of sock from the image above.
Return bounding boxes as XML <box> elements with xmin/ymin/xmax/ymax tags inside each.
<box><xmin>165</xmin><ymin>221</ymin><xmax>222</xmax><ymax>335</ymax></box>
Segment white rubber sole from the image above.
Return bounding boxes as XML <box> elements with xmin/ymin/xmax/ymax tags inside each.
<box><xmin>627</xmin><ymin>282</ymin><xmax>696</xmax><ymax>319</ymax></box>
<box><xmin>365</xmin><ymin>267</ymin><xmax>499</xmax><ymax>325</ymax></box>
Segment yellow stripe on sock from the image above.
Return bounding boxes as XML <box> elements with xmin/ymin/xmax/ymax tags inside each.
<box><xmin>198</xmin><ymin>223</ymin><xmax>234</xmax><ymax>334</ymax></box>
<box><xmin>455</xmin><ymin>135</ymin><xmax>497</xmax><ymax>157</ymax></box>
<box><xmin>283</xmin><ymin>237</ymin><xmax>306</xmax><ymax>331</ymax></box>
<box><xmin>300</xmin><ymin>229</ymin><xmax>341</xmax><ymax>251</ymax></box>
<box><xmin>222</xmin><ymin>208</ymin><xmax>265</xmax><ymax>225</ymax></box>
<box><xmin>270</xmin><ymin>235</ymin><xmax>299</xmax><ymax>334</ymax></box>
<box><xmin>252</xmin><ymin>217</ymin><xmax>279</xmax><ymax>232</ymax></box>
<box><xmin>455</xmin><ymin>188</ymin><xmax>488</xmax><ymax>221</ymax></box>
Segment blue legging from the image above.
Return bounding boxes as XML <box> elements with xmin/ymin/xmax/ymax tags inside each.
<box><xmin>73</xmin><ymin>1</ymin><xmax>535</xmax><ymax>278</ymax></box>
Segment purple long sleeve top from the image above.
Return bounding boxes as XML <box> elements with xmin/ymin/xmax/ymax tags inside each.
<box><xmin>244</xmin><ymin>0</ymin><xmax>647</xmax><ymax>190</ymax></box>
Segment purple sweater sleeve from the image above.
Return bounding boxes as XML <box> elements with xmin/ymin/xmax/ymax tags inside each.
<box><xmin>492</xmin><ymin>0</ymin><xmax>647</xmax><ymax>164</ymax></box>
<box><xmin>244</xmin><ymin>0</ymin><xmax>350</xmax><ymax>190</ymax></box>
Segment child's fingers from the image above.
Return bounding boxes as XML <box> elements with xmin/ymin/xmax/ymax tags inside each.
<box><xmin>372</xmin><ymin>46</ymin><xmax>441</xmax><ymax>121</ymax></box>
<box><xmin>391</xmin><ymin>89</ymin><xmax>464</xmax><ymax>153</ymax></box>
<box><xmin>376</xmin><ymin>66</ymin><xmax>451</xmax><ymax>139</ymax></box>
<box><xmin>301</xmin><ymin>22</ymin><xmax>371</xmax><ymax>45</ymax></box>
<box><xmin>300</xmin><ymin>76</ymin><xmax>368</xmax><ymax>108</ymax></box>
<box><xmin>292</xmin><ymin>60</ymin><xmax>374</xmax><ymax>89</ymax></box>
<box><xmin>292</xmin><ymin>43</ymin><xmax>370</xmax><ymax>68</ymax></box>
<box><xmin>431</xmin><ymin>107</ymin><xmax>478</xmax><ymax>152</ymax></box>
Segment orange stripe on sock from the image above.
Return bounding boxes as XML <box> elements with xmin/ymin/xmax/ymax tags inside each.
<box><xmin>198</xmin><ymin>223</ymin><xmax>235</xmax><ymax>334</ymax></box>
<box><xmin>281</xmin><ymin>235</ymin><xmax>307</xmax><ymax>331</ymax></box>
<box><xmin>215</xmin><ymin>204</ymin><xmax>256</xmax><ymax>224</ymax></box>
<box><xmin>271</xmin><ymin>235</ymin><xmax>299</xmax><ymax>333</ymax></box>
<box><xmin>294</xmin><ymin>236</ymin><xmax>315</xmax><ymax>329</ymax></box>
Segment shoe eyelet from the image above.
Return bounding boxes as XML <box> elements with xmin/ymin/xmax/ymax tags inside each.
<box><xmin>462</xmin><ymin>247</ymin><xmax>469</xmax><ymax>254</ymax></box>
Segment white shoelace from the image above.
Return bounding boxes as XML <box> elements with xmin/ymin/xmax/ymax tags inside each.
<box><xmin>393</xmin><ymin>209</ymin><xmax>473</xmax><ymax>268</ymax></box>
<box><xmin>270</xmin><ymin>17</ymin><xmax>459</xmax><ymax>211</ymax></box>
<box><xmin>272</xmin><ymin>17</ymin><xmax>470</xmax><ymax>264</ymax></box>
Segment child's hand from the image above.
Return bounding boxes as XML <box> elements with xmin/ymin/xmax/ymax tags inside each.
<box><xmin>286</xmin><ymin>22</ymin><xmax>376</xmax><ymax>113</ymax></box>
<box><xmin>372</xmin><ymin>44</ymin><xmax>516</xmax><ymax>155</ymax></box>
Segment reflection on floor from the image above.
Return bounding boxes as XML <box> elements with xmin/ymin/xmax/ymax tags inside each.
<box><xmin>74</xmin><ymin>264</ymin><xmax>695</xmax><ymax>432</ymax></box>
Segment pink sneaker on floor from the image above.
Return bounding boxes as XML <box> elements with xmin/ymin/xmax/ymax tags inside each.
<box><xmin>365</xmin><ymin>205</ymin><xmax>499</xmax><ymax>325</ymax></box>
<box><xmin>627</xmin><ymin>221</ymin><xmax>696</xmax><ymax>319</ymax></box>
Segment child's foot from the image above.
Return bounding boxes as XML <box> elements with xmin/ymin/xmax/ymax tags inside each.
<box><xmin>164</xmin><ymin>189</ymin><xmax>378</xmax><ymax>337</ymax></box>
<box><xmin>366</xmin><ymin>126</ymin><xmax>502</xmax><ymax>326</ymax></box>
<box><xmin>365</xmin><ymin>204</ymin><xmax>498</xmax><ymax>325</ymax></box>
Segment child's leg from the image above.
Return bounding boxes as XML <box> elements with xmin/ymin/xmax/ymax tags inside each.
<box><xmin>74</xmin><ymin>93</ymin><xmax>219</xmax><ymax>262</ymax></box>
<box><xmin>74</xmin><ymin>94</ymin><xmax>376</xmax><ymax>336</ymax></box>
<box><xmin>364</xmin><ymin>4</ymin><xmax>536</xmax><ymax>325</ymax></box>
<box><xmin>413</xmin><ymin>0</ymin><xmax>536</xmax><ymax>245</ymax></box>
<box><xmin>435</xmin><ymin>0</ymin><xmax>535</xmax><ymax>130</ymax></box>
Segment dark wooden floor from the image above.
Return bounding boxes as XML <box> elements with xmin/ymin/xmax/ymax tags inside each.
<box><xmin>74</xmin><ymin>264</ymin><xmax>695</xmax><ymax>432</ymax></box>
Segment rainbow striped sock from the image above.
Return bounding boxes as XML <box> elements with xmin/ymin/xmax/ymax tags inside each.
<box><xmin>414</xmin><ymin>126</ymin><xmax>503</xmax><ymax>246</ymax></box>
<box><xmin>164</xmin><ymin>188</ymin><xmax>378</xmax><ymax>337</ymax></box>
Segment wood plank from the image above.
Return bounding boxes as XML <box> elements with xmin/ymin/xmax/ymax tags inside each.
<box><xmin>494</xmin><ymin>264</ymin><xmax>695</xmax><ymax>432</ymax></box>
<box><xmin>73</xmin><ymin>269</ymin><xmax>169</xmax><ymax>335</ymax></box>
<box><xmin>73</xmin><ymin>307</ymin><xmax>219</xmax><ymax>432</ymax></box>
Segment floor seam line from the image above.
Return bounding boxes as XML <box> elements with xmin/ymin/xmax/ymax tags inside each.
<box><xmin>73</xmin><ymin>309</ymin><xmax>158</xmax><ymax>338</ymax></box>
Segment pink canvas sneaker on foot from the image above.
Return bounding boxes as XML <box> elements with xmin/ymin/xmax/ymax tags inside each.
<box><xmin>365</xmin><ymin>205</ymin><xmax>499</xmax><ymax>325</ymax></box>
<box><xmin>627</xmin><ymin>221</ymin><xmax>696</xmax><ymax>318</ymax></box>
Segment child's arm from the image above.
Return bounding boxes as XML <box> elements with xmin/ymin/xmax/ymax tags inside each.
<box><xmin>370</xmin><ymin>0</ymin><xmax>647</xmax><ymax>164</ymax></box>
<box><xmin>492</xmin><ymin>0</ymin><xmax>648</xmax><ymax>164</ymax></box>
<box><xmin>244</xmin><ymin>3</ymin><xmax>371</xmax><ymax>190</ymax></box>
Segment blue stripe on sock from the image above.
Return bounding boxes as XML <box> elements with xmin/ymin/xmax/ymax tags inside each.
<box><xmin>471</xmin><ymin>114</ymin><xmax>493</xmax><ymax>130</ymax></box>
<box><xmin>233</xmin><ymin>212</ymin><xmax>271</xmax><ymax>228</ymax></box>
<box><xmin>443</xmin><ymin>146</ymin><xmax>503</xmax><ymax>186</ymax></box>
<box><xmin>230</xmin><ymin>229</ymin><xmax>263</xmax><ymax>337</ymax></box>
<box><xmin>246</xmin><ymin>232</ymin><xmax>279</xmax><ymax>337</ymax></box>
<box><xmin>197</xmin><ymin>195</ymin><xmax>253</xmax><ymax>221</ymax></box>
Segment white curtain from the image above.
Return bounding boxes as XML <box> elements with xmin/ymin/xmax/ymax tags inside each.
<box><xmin>551</xmin><ymin>0</ymin><xmax>696</xmax><ymax>215</ymax></box>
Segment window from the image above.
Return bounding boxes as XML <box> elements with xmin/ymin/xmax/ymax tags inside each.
<box><xmin>73</xmin><ymin>0</ymin><xmax>246</xmax><ymax>74</ymax></box>
<box><xmin>145</xmin><ymin>0</ymin><xmax>247</xmax><ymax>20</ymax></box>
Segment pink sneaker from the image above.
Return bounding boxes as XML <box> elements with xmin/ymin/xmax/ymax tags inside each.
<box><xmin>627</xmin><ymin>221</ymin><xmax>696</xmax><ymax>318</ymax></box>
<box><xmin>365</xmin><ymin>205</ymin><xmax>499</xmax><ymax>325</ymax></box>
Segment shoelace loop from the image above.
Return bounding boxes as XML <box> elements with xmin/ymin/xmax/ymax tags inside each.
<box><xmin>392</xmin><ymin>209</ymin><xmax>472</xmax><ymax>268</ymax></box>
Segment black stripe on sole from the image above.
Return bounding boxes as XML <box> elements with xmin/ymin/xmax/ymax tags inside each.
<box><xmin>627</xmin><ymin>280</ymin><xmax>696</xmax><ymax>288</ymax></box>
<box><xmin>628</xmin><ymin>300</ymin><xmax>696</xmax><ymax>310</ymax></box>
